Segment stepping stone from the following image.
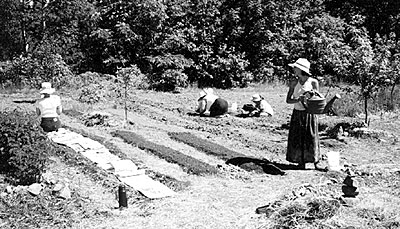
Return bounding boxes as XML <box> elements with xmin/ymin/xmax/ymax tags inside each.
<box><xmin>119</xmin><ymin>175</ymin><xmax>175</xmax><ymax>199</ymax></box>
<box><xmin>110</xmin><ymin>160</ymin><xmax>145</xmax><ymax>177</ymax></box>
<box><xmin>49</xmin><ymin>129</ymin><xmax>176</xmax><ymax>199</ymax></box>
<box><xmin>27</xmin><ymin>183</ymin><xmax>42</xmax><ymax>196</ymax></box>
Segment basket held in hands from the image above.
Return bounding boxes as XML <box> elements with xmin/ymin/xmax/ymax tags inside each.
<box><xmin>301</xmin><ymin>90</ymin><xmax>326</xmax><ymax>114</ymax></box>
<box><xmin>301</xmin><ymin>91</ymin><xmax>341</xmax><ymax>115</ymax></box>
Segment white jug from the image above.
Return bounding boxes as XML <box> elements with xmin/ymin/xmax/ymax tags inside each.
<box><xmin>326</xmin><ymin>151</ymin><xmax>341</xmax><ymax>171</ymax></box>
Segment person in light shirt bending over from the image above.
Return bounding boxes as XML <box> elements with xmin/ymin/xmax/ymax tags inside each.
<box><xmin>36</xmin><ymin>82</ymin><xmax>62</xmax><ymax>132</ymax></box>
<box><xmin>196</xmin><ymin>88</ymin><xmax>229</xmax><ymax>117</ymax></box>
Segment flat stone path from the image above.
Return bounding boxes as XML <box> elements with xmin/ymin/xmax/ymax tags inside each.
<box><xmin>47</xmin><ymin>128</ymin><xmax>176</xmax><ymax>199</ymax></box>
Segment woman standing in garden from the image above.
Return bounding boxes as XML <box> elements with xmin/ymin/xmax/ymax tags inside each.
<box><xmin>285</xmin><ymin>58</ymin><xmax>325</xmax><ymax>171</ymax></box>
<box><xmin>36</xmin><ymin>82</ymin><xmax>63</xmax><ymax>132</ymax></box>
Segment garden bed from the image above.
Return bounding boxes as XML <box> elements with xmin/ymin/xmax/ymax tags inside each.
<box><xmin>168</xmin><ymin>132</ymin><xmax>245</xmax><ymax>160</ymax></box>
<box><xmin>64</xmin><ymin>126</ymin><xmax>189</xmax><ymax>192</ymax></box>
<box><xmin>112</xmin><ymin>130</ymin><xmax>219</xmax><ymax>175</ymax></box>
<box><xmin>168</xmin><ymin>132</ymin><xmax>286</xmax><ymax>175</ymax></box>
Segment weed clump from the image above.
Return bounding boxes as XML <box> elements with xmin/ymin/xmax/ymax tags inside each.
<box><xmin>257</xmin><ymin>184</ymin><xmax>342</xmax><ymax>228</ymax></box>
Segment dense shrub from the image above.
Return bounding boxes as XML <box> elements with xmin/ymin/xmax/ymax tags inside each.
<box><xmin>0</xmin><ymin>109</ymin><xmax>52</xmax><ymax>185</ymax></box>
<box><xmin>152</xmin><ymin>69</ymin><xmax>188</xmax><ymax>91</ymax></box>
<box><xmin>116</xmin><ymin>65</ymin><xmax>148</xmax><ymax>90</ymax></box>
<box><xmin>78</xmin><ymin>84</ymin><xmax>104</xmax><ymax>104</ymax></box>
<box><xmin>0</xmin><ymin>52</ymin><xmax>73</xmax><ymax>89</ymax></box>
<box><xmin>147</xmin><ymin>54</ymin><xmax>192</xmax><ymax>91</ymax></box>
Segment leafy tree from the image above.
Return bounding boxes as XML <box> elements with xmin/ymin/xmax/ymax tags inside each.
<box><xmin>116</xmin><ymin>65</ymin><xmax>145</xmax><ymax>122</ymax></box>
<box><xmin>347</xmin><ymin>27</ymin><xmax>386</xmax><ymax>123</ymax></box>
<box><xmin>87</xmin><ymin>0</ymin><xmax>169</xmax><ymax>73</ymax></box>
<box><xmin>0</xmin><ymin>0</ymin><xmax>24</xmax><ymax>59</ymax></box>
<box><xmin>146</xmin><ymin>54</ymin><xmax>192</xmax><ymax>91</ymax></box>
<box><xmin>0</xmin><ymin>0</ymin><xmax>97</xmax><ymax>73</ymax></box>
<box><xmin>302</xmin><ymin>13</ymin><xmax>353</xmax><ymax>81</ymax></box>
<box><xmin>325</xmin><ymin>0</ymin><xmax>400</xmax><ymax>39</ymax></box>
<box><xmin>373</xmin><ymin>33</ymin><xmax>400</xmax><ymax>110</ymax></box>
<box><xmin>44</xmin><ymin>0</ymin><xmax>97</xmax><ymax>69</ymax></box>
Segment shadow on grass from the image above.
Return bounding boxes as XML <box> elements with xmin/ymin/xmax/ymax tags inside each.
<box><xmin>187</xmin><ymin>112</ymin><xmax>200</xmax><ymax>116</ymax></box>
<box><xmin>226</xmin><ymin>157</ymin><xmax>304</xmax><ymax>175</ymax></box>
<box><xmin>13</xmin><ymin>99</ymin><xmax>37</xmax><ymax>104</ymax></box>
<box><xmin>169</xmin><ymin>132</ymin><xmax>298</xmax><ymax>175</ymax></box>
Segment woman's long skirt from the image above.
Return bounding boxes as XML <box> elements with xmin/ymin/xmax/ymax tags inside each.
<box><xmin>286</xmin><ymin>109</ymin><xmax>320</xmax><ymax>164</ymax></box>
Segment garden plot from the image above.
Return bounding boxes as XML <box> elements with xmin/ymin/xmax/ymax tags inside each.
<box><xmin>112</xmin><ymin>130</ymin><xmax>219</xmax><ymax>175</ymax></box>
<box><xmin>168</xmin><ymin>132</ymin><xmax>286</xmax><ymax>175</ymax></box>
<box><xmin>121</xmin><ymin>95</ymin><xmax>289</xmax><ymax>158</ymax></box>
<box><xmin>48</xmin><ymin>128</ymin><xmax>176</xmax><ymax>199</ymax></box>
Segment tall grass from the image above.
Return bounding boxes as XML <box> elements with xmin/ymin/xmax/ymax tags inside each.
<box><xmin>323</xmin><ymin>84</ymin><xmax>400</xmax><ymax>118</ymax></box>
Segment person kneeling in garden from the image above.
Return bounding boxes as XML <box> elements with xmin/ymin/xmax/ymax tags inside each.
<box><xmin>35</xmin><ymin>82</ymin><xmax>63</xmax><ymax>132</ymax></box>
<box><xmin>241</xmin><ymin>94</ymin><xmax>274</xmax><ymax>117</ymax></box>
<box><xmin>196</xmin><ymin>88</ymin><xmax>229</xmax><ymax>117</ymax></box>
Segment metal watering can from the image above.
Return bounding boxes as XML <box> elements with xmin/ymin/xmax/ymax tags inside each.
<box><xmin>301</xmin><ymin>91</ymin><xmax>341</xmax><ymax>115</ymax></box>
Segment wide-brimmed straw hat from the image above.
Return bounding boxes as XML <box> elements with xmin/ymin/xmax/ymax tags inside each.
<box><xmin>198</xmin><ymin>88</ymin><xmax>214</xmax><ymax>98</ymax></box>
<box><xmin>252</xmin><ymin>94</ymin><xmax>262</xmax><ymax>102</ymax></box>
<box><xmin>288</xmin><ymin>58</ymin><xmax>311</xmax><ymax>75</ymax></box>
<box><xmin>40</xmin><ymin>82</ymin><xmax>55</xmax><ymax>94</ymax></box>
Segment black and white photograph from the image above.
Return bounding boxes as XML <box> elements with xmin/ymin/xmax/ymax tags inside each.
<box><xmin>0</xmin><ymin>0</ymin><xmax>399</xmax><ymax>228</ymax></box>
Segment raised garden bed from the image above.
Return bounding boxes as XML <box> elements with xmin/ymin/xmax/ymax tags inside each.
<box><xmin>64</xmin><ymin>126</ymin><xmax>188</xmax><ymax>192</ymax></box>
<box><xmin>112</xmin><ymin>130</ymin><xmax>219</xmax><ymax>176</ymax></box>
<box><xmin>168</xmin><ymin>132</ymin><xmax>245</xmax><ymax>160</ymax></box>
<box><xmin>168</xmin><ymin>132</ymin><xmax>286</xmax><ymax>175</ymax></box>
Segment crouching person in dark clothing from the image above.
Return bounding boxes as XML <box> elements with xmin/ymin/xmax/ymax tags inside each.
<box><xmin>196</xmin><ymin>88</ymin><xmax>228</xmax><ymax>117</ymax></box>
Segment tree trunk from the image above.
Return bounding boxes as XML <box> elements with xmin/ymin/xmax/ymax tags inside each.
<box><xmin>124</xmin><ymin>81</ymin><xmax>128</xmax><ymax>122</ymax></box>
<box><xmin>364</xmin><ymin>96</ymin><xmax>368</xmax><ymax>125</ymax></box>
<box><xmin>390</xmin><ymin>83</ymin><xmax>395</xmax><ymax>109</ymax></box>
<box><xmin>20</xmin><ymin>1</ymin><xmax>28</xmax><ymax>54</ymax></box>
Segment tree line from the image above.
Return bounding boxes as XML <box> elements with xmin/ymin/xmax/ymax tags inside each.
<box><xmin>1</xmin><ymin>0</ymin><xmax>400</xmax><ymax>93</ymax></box>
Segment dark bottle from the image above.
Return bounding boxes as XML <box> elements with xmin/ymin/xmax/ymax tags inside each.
<box><xmin>118</xmin><ymin>185</ymin><xmax>128</xmax><ymax>208</ymax></box>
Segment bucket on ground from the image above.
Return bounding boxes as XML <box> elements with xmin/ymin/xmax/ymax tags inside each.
<box><xmin>326</xmin><ymin>151</ymin><xmax>341</xmax><ymax>171</ymax></box>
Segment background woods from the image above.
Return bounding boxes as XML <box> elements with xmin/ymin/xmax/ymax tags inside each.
<box><xmin>1</xmin><ymin>0</ymin><xmax>400</xmax><ymax>107</ymax></box>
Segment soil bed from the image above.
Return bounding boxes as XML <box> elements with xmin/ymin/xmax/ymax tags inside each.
<box><xmin>112</xmin><ymin>130</ymin><xmax>219</xmax><ymax>175</ymax></box>
<box><xmin>168</xmin><ymin>132</ymin><xmax>286</xmax><ymax>175</ymax></box>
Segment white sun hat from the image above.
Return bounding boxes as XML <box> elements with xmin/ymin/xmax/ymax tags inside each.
<box><xmin>199</xmin><ymin>88</ymin><xmax>214</xmax><ymax>98</ymax></box>
<box><xmin>40</xmin><ymin>82</ymin><xmax>55</xmax><ymax>94</ymax></box>
<box><xmin>288</xmin><ymin>58</ymin><xmax>311</xmax><ymax>75</ymax></box>
<box><xmin>252</xmin><ymin>94</ymin><xmax>262</xmax><ymax>102</ymax></box>
<box><xmin>199</xmin><ymin>90</ymin><xmax>207</xmax><ymax>98</ymax></box>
